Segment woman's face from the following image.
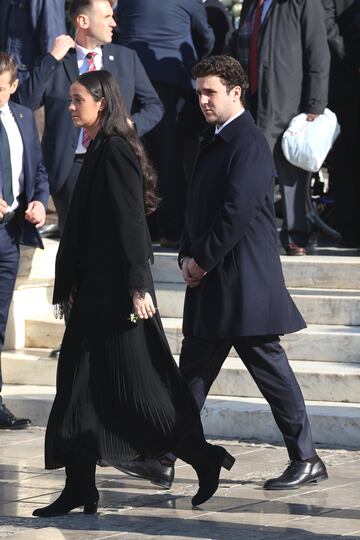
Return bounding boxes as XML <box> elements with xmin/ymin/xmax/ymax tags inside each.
<box><xmin>69</xmin><ymin>81</ymin><xmax>104</xmax><ymax>129</ymax></box>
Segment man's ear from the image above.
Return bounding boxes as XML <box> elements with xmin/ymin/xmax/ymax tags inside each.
<box><xmin>232</xmin><ymin>85</ymin><xmax>242</xmax><ymax>102</ymax></box>
<box><xmin>10</xmin><ymin>79</ymin><xmax>19</xmax><ymax>94</ymax></box>
<box><xmin>77</xmin><ymin>13</ymin><xmax>90</xmax><ymax>29</ymax></box>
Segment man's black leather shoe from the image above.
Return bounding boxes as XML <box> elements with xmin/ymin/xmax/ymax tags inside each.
<box><xmin>116</xmin><ymin>456</ymin><xmax>174</xmax><ymax>489</ymax></box>
<box><xmin>39</xmin><ymin>224</ymin><xmax>60</xmax><ymax>239</ymax></box>
<box><xmin>0</xmin><ymin>405</ymin><xmax>31</xmax><ymax>430</ymax></box>
<box><xmin>263</xmin><ymin>459</ymin><xmax>328</xmax><ymax>490</ymax></box>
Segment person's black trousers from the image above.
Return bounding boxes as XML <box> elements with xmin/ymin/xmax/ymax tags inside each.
<box><xmin>179</xmin><ymin>334</ymin><xmax>316</xmax><ymax>462</ymax></box>
<box><xmin>0</xmin><ymin>218</ymin><xmax>20</xmax><ymax>405</ymax></box>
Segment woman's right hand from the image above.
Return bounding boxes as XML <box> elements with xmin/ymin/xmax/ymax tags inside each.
<box><xmin>132</xmin><ymin>291</ymin><xmax>156</xmax><ymax>319</ymax></box>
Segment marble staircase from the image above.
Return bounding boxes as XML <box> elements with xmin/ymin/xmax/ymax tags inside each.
<box><xmin>2</xmin><ymin>244</ymin><xmax>360</xmax><ymax>448</ymax></box>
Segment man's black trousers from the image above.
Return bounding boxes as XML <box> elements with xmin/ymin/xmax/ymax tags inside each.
<box><xmin>179</xmin><ymin>334</ymin><xmax>315</xmax><ymax>462</ymax></box>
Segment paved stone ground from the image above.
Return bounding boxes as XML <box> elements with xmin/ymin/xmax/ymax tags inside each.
<box><xmin>0</xmin><ymin>428</ymin><xmax>359</xmax><ymax>539</ymax></box>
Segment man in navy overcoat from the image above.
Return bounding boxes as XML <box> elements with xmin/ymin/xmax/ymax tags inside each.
<box><xmin>177</xmin><ymin>55</ymin><xmax>328</xmax><ymax>490</ymax></box>
<box><xmin>0</xmin><ymin>53</ymin><xmax>49</xmax><ymax>429</ymax></box>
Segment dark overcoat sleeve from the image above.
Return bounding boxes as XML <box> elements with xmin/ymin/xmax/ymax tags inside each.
<box><xmin>103</xmin><ymin>138</ymin><xmax>151</xmax><ymax>291</ymax></box>
<box><xmin>300</xmin><ymin>0</ymin><xmax>330</xmax><ymax>114</ymax></box>
<box><xmin>15</xmin><ymin>53</ymin><xmax>59</xmax><ymax>110</ymax></box>
<box><xmin>190</xmin><ymin>136</ymin><xmax>272</xmax><ymax>272</ymax></box>
<box><xmin>129</xmin><ymin>50</ymin><xmax>164</xmax><ymax>136</ymax></box>
<box><xmin>190</xmin><ymin>0</ymin><xmax>215</xmax><ymax>57</ymax></box>
<box><xmin>29</xmin><ymin>112</ymin><xmax>49</xmax><ymax>207</ymax></box>
<box><xmin>33</xmin><ymin>0</ymin><xmax>66</xmax><ymax>55</ymax></box>
<box><xmin>322</xmin><ymin>0</ymin><xmax>345</xmax><ymax>59</ymax></box>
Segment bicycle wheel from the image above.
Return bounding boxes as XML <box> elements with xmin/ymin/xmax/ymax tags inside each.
<box><xmin>305</xmin><ymin>167</ymin><xmax>341</xmax><ymax>240</ymax></box>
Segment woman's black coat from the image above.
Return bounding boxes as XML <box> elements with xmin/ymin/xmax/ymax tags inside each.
<box><xmin>54</xmin><ymin>133</ymin><xmax>154</xmax><ymax>335</ymax></box>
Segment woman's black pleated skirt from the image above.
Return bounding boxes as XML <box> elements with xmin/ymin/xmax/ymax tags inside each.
<box><xmin>45</xmin><ymin>275</ymin><xmax>203</xmax><ymax>470</ymax></box>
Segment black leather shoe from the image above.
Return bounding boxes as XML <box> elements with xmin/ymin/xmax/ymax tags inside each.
<box><xmin>49</xmin><ymin>348</ymin><xmax>60</xmax><ymax>359</ymax></box>
<box><xmin>0</xmin><ymin>405</ymin><xmax>31</xmax><ymax>430</ymax></box>
<box><xmin>263</xmin><ymin>459</ymin><xmax>328</xmax><ymax>490</ymax></box>
<box><xmin>39</xmin><ymin>223</ymin><xmax>60</xmax><ymax>239</ymax></box>
<box><xmin>116</xmin><ymin>456</ymin><xmax>174</xmax><ymax>489</ymax></box>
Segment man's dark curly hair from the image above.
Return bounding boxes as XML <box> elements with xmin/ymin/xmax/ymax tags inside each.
<box><xmin>192</xmin><ymin>55</ymin><xmax>249</xmax><ymax>105</ymax></box>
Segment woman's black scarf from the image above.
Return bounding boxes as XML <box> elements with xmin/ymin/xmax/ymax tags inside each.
<box><xmin>52</xmin><ymin>132</ymin><xmax>108</xmax><ymax>318</ymax></box>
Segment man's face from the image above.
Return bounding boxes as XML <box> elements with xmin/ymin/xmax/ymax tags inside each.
<box><xmin>196</xmin><ymin>75</ymin><xmax>242</xmax><ymax>125</ymax></box>
<box><xmin>0</xmin><ymin>71</ymin><xmax>19</xmax><ymax>108</ymax></box>
<box><xmin>79</xmin><ymin>0</ymin><xmax>116</xmax><ymax>45</ymax></box>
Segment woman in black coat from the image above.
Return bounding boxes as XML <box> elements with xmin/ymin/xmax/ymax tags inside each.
<box><xmin>32</xmin><ymin>70</ymin><xmax>234</xmax><ymax>518</ymax></box>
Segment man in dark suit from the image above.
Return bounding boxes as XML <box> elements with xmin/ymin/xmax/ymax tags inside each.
<box><xmin>116</xmin><ymin>55</ymin><xmax>328</xmax><ymax>491</ymax></box>
<box><xmin>16</xmin><ymin>0</ymin><xmax>163</xmax><ymax>232</ymax></box>
<box><xmin>176</xmin><ymin>55</ymin><xmax>328</xmax><ymax>490</ymax></box>
<box><xmin>226</xmin><ymin>0</ymin><xmax>330</xmax><ymax>256</ymax></box>
<box><xmin>116</xmin><ymin>0</ymin><xmax>214</xmax><ymax>246</ymax></box>
<box><xmin>0</xmin><ymin>52</ymin><xmax>49</xmax><ymax>428</ymax></box>
<box><xmin>0</xmin><ymin>0</ymin><xmax>66</xmax><ymax>83</ymax></box>
<box><xmin>322</xmin><ymin>0</ymin><xmax>360</xmax><ymax>247</ymax></box>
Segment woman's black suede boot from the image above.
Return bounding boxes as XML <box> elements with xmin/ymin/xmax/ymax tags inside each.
<box><xmin>32</xmin><ymin>456</ymin><xmax>99</xmax><ymax>517</ymax></box>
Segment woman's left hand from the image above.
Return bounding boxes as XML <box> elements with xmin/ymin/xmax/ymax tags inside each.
<box><xmin>132</xmin><ymin>291</ymin><xmax>156</xmax><ymax>319</ymax></box>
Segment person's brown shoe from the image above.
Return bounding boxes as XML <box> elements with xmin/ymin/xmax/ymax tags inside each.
<box><xmin>0</xmin><ymin>405</ymin><xmax>31</xmax><ymax>429</ymax></box>
<box><xmin>286</xmin><ymin>243</ymin><xmax>307</xmax><ymax>256</ymax></box>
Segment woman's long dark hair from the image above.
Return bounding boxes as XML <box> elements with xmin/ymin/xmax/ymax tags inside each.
<box><xmin>76</xmin><ymin>70</ymin><xmax>159</xmax><ymax>214</ymax></box>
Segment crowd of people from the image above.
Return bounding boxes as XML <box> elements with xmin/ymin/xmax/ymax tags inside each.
<box><xmin>0</xmin><ymin>0</ymin><xmax>359</xmax><ymax>517</ymax></box>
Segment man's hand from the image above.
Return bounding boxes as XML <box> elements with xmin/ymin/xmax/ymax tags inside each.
<box><xmin>132</xmin><ymin>291</ymin><xmax>156</xmax><ymax>319</ymax></box>
<box><xmin>24</xmin><ymin>201</ymin><xmax>46</xmax><ymax>228</ymax></box>
<box><xmin>0</xmin><ymin>199</ymin><xmax>8</xmax><ymax>220</ymax></box>
<box><xmin>182</xmin><ymin>257</ymin><xmax>206</xmax><ymax>288</ymax></box>
<box><xmin>188</xmin><ymin>258</ymin><xmax>206</xmax><ymax>280</ymax></box>
<box><xmin>305</xmin><ymin>113</ymin><xmax>319</xmax><ymax>122</ymax></box>
<box><xmin>50</xmin><ymin>35</ymin><xmax>75</xmax><ymax>61</ymax></box>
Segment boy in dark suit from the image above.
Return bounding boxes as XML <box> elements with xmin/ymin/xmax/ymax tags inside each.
<box><xmin>0</xmin><ymin>52</ymin><xmax>49</xmax><ymax>429</ymax></box>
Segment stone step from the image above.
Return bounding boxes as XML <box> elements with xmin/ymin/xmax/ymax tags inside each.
<box><xmin>3</xmin><ymin>349</ymin><xmax>359</xmax><ymax>403</ymax></box>
<box><xmin>151</xmin><ymin>252</ymin><xmax>360</xmax><ymax>290</ymax></box>
<box><xmin>21</xmin><ymin>317</ymin><xmax>360</xmax><ymax>364</ymax></box>
<box><xmin>2</xmin><ymin>385</ymin><xmax>359</xmax><ymax>449</ymax></box>
<box><xmin>202</xmin><ymin>396</ymin><xmax>360</xmax><ymax>449</ymax></box>
<box><xmin>208</xmin><ymin>358</ymin><xmax>360</xmax><ymax>403</ymax></box>
<box><xmin>164</xmin><ymin>319</ymin><xmax>360</xmax><ymax>363</ymax></box>
<box><xmin>1</xmin><ymin>349</ymin><xmax>57</xmax><ymax>386</ymax></box>
<box><xmin>25</xmin><ymin>317</ymin><xmax>64</xmax><ymax>349</ymax></box>
<box><xmin>155</xmin><ymin>283</ymin><xmax>360</xmax><ymax>325</ymax></box>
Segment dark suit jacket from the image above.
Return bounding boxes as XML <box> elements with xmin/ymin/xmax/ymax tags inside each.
<box><xmin>323</xmin><ymin>0</ymin><xmax>360</xmax><ymax>68</ymax></box>
<box><xmin>7</xmin><ymin>102</ymin><xmax>49</xmax><ymax>248</ymax></box>
<box><xmin>15</xmin><ymin>44</ymin><xmax>163</xmax><ymax>194</ymax></box>
<box><xmin>0</xmin><ymin>0</ymin><xmax>65</xmax><ymax>80</ymax></box>
<box><xmin>203</xmin><ymin>0</ymin><xmax>234</xmax><ymax>55</ymax></box>
<box><xmin>179</xmin><ymin>112</ymin><xmax>305</xmax><ymax>338</ymax></box>
<box><xmin>227</xmin><ymin>0</ymin><xmax>330</xmax><ymax>150</ymax></box>
<box><xmin>116</xmin><ymin>0</ymin><xmax>214</xmax><ymax>88</ymax></box>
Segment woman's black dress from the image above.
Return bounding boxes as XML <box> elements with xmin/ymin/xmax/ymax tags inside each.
<box><xmin>46</xmin><ymin>133</ymin><xmax>206</xmax><ymax>469</ymax></box>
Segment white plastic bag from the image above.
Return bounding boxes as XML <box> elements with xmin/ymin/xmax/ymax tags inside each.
<box><xmin>281</xmin><ymin>108</ymin><xmax>340</xmax><ymax>172</ymax></box>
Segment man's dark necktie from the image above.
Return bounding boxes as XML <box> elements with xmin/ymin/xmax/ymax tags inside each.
<box><xmin>0</xmin><ymin>111</ymin><xmax>14</xmax><ymax>206</ymax></box>
<box><xmin>249</xmin><ymin>0</ymin><xmax>265</xmax><ymax>95</ymax></box>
